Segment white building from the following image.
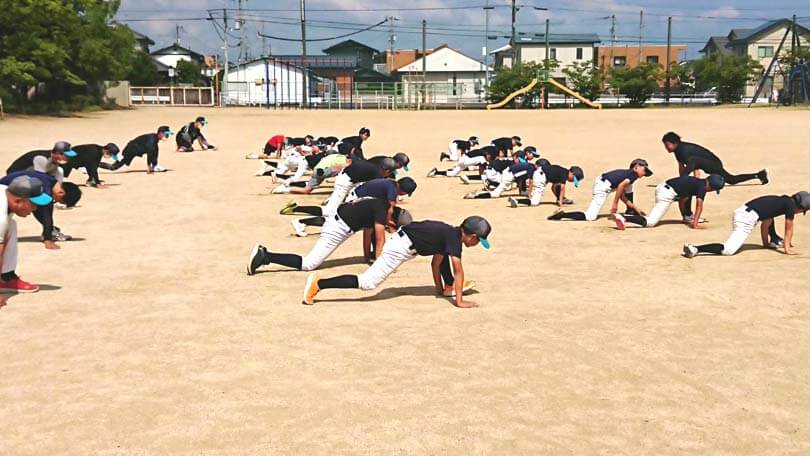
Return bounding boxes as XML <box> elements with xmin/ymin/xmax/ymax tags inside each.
<box><xmin>224</xmin><ymin>58</ymin><xmax>337</xmax><ymax>106</ymax></box>
<box><xmin>493</xmin><ymin>34</ymin><xmax>601</xmax><ymax>81</ymax></box>
<box><xmin>396</xmin><ymin>45</ymin><xmax>492</xmax><ymax>101</ymax></box>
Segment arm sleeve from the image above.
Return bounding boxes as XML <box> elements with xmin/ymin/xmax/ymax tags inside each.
<box><xmin>147</xmin><ymin>137</ymin><xmax>159</xmax><ymax>167</ymax></box>
<box><xmin>32</xmin><ymin>155</ymin><xmax>50</xmax><ymax>173</ymax></box>
<box><xmin>786</xmin><ymin>199</ymin><xmax>797</xmax><ymax>220</ymax></box>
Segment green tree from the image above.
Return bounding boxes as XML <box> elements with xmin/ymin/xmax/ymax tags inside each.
<box><xmin>690</xmin><ymin>53</ymin><xmax>762</xmax><ymax>103</ymax></box>
<box><xmin>127</xmin><ymin>51</ymin><xmax>160</xmax><ymax>86</ymax></box>
<box><xmin>562</xmin><ymin>61</ymin><xmax>604</xmax><ymax>100</ymax></box>
<box><xmin>175</xmin><ymin>59</ymin><xmax>203</xmax><ymax>85</ymax></box>
<box><xmin>609</xmin><ymin>63</ymin><xmax>663</xmax><ymax>105</ymax></box>
<box><xmin>487</xmin><ymin>60</ymin><xmax>559</xmax><ymax>107</ymax></box>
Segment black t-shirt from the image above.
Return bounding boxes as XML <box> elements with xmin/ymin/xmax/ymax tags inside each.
<box><xmin>337</xmin><ymin>197</ymin><xmax>388</xmax><ymax>232</ymax></box>
<box><xmin>674</xmin><ymin>142</ymin><xmax>721</xmax><ymax>165</ymax></box>
<box><xmin>453</xmin><ymin>140</ymin><xmax>472</xmax><ymax>152</ymax></box>
<box><xmin>7</xmin><ymin>150</ymin><xmax>48</xmax><ymax>174</ymax></box>
<box><xmin>290</xmin><ymin>137</ymin><xmax>310</xmax><ymax>146</ymax></box>
<box><xmin>304</xmin><ymin>153</ymin><xmax>323</xmax><ymax>169</ymax></box>
<box><xmin>468</xmin><ymin>145</ymin><xmax>497</xmax><ymax>159</ymax></box>
<box><xmin>178</xmin><ymin>122</ymin><xmax>204</xmax><ymax>142</ymax></box>
<box><xmin>338</xmin><ymin>135</ymin><xmax>364</xmax><ymax>159</ymax></box>
<box><xmin>544</xmin><ymin>165</ymin><xmax>568</xmax><ymax>184</ymax></box>
<box><xmin>402</xmin><ymin>220</ymin><xmax>463</xmax><ymax>258</ymax></box>
<box><xmin>746</xmin><ymin>195</ymin><xmax>796</xmax><ymax>221</ymax></box>
<box><xmin>127</xmin><ymin>133</ymin><xmax>159</xmax><ymax>156</ymax></box>
<box><xmin>69</xmin><ymin>144</ymin><xmax>104</xmax><ymax>167</ymax></box>
<box><xmin>491</xmin><ymin>137</ymin><xmax>513</xmax><ymax>152</ymax></box>
<box><xmin>489</xmin><ymin>158</ymin><xmax>511</xmax><ymax>173</ymax></box>
<box><xmin>509</xmin><ymin>162</ymin><xmax>535</xmax><ymax>182</ymax></box>
<box><xmin>665</xmin><ymin>176</ymin><xmax>707</xmax><ymax>199</ymax></box>
<box><xmin>344</xmin><ymin>160</ymin><xmax>382</xmax><ymax>183</ymax></box>
<box><xmin>601</xmin><ymin>169</ymin><xmax>638</xmax><ymax>188</ymax></box>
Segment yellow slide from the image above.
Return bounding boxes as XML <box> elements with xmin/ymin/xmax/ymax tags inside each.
<box><xmin>546</xmin><ymin>78</ymin><xmax>602</xmax><ymax>110</ymax></box>
<box><xmin>486</xmin><ymin>78</ymin><xmax>539</xmax><ymax>110</ymax></box>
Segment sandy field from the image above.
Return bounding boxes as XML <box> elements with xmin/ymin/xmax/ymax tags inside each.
<box><xmin>0</xmin><ymin>105</ymin><xmax>809</xmax><ymax>455</ymax></box>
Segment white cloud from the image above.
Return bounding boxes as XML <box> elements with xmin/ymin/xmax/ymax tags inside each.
<box><xmin>703</xmin><ymin>6</ymin><xmax>740</xmax><ymax>18</ymax></box>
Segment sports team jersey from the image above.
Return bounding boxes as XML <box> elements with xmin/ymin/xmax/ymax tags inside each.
<box><xmin>491</xmin><ymin>137</ymin><xmax>514</xmax><ymax>152</ymax></box>
<box><xmin>508</xmin><ymin>162</ymin><xmax>535</xmax><ymax>182</ymax></box>
<box><xmin>354</xmin><ymin>178</ymin><xmax>397</xmax><ymax>202</ymax></box>
<box><xmin>665</xmin><ymin>176</ymin><xmax>707</xmax><ymax>199</ymax></box>
<box><xmin>337</xmin><ymin>198</ymin><xmax>389</xmax><ymax>232</ymax></box>
<box><xmin>745</xmin><ymin>195</ymin><xmax>797</xmax><ymax>221</ymax></box>
<box><xmin>402</xmin><ymin>220</ymin><xmax>463</xmax><ymax>258</ymax></box>
<box><xmin>601</xmin><ymin>169</ymin><xmax>638</xmax><ymax>188</ymax></box>
<box><xmin>673</xmin><ymin>141</ymin><xmax>721</xmax><ymax>165</ymax></box>
<box><xmin>467</xmin><ymin>145</ymin><xmax>497</xmax><ymax>159</ymax></box>
<box><xmin>453</xmin><ymin>140</ymin><xmax>472</xmax><ymax>152</ymax></box>
<box><xmin>490</xmin><ymin>159</ymin><xmax>512</xmax><ymax>173</ymax></box>
<box><xmin>344</xmin><ymin>160</ymin><xmax>382</xmax><ymax>183</ymax></box>
<box><xmin>543</xmin><ymin>165</ymin><xmax>568</xmax><ymax>184</ymax></box>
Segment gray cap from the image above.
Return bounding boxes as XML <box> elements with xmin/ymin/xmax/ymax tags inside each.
<box><xmin>393</xmin><ymin>152</ymin><xmax>410</xmax><ymax>169</ymax></box>
<box><xmin>707</xmin><ymin>174</ymin><xmax>725</xmax><ymax>194</ymax></box>
<box><xmin>379</xmin><ymin>157</ymin><xmax>397</xmax><ymax>171</ymax></box>
<box><xmin>630</xmin><ymin>158</ymin><xmax>653</xmax><ymax>177</ymax></box>
<box><xmin>7</xmin><ymin>175</ymin><xmax>53</xmax><ymax>206</ymax></box>
<box><xmin>462</xmin><ymin>215</ymin><xmax>492</xmax><ymax>249</ymax></box>
<box><xmin>393</xmin><ymin>207</ymin><xmax>413</xmax><ymax>227</ymax></box>
<box><xmin>793</xmin><ymin>191</ymin><xmax>810</xmax><ymax>214</ymax></box>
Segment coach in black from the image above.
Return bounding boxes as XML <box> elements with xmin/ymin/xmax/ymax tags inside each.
<box><xmin>65</xmin><ymin>143</ymin><xmax>119</xmax><ymax>187</ymax></box>
<box><xmin>491</xmin><ymin>136</ymin><xmax>521</xmax><ymax>157</ymax></box>
<box><xmin>176</xmin><ymin>116</ymin><xmax>217</xmax><ymax>152</ymax></box>
<box><xmin>337</xmin><ymin>127</ymin><xmax>371</xmax><ymax>160</ymax></box>
<box><xmin>101</xmin><ymin>126</ymin><xmax>172</xmax><ymax>173</ymax></box>
<box><xmin>662</xmin><ymin>132</ymin><xmax>767</xmax><ymax>186</ymax></box>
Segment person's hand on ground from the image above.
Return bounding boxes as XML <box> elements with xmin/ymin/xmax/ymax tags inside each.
<box><xmin>44</xmin><ymin>240</ymin><xmax>60</xmax><ymax>250</ymax></box>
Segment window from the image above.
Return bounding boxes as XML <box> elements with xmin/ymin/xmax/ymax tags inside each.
<box><xmin>550</xmin><ymin>48</ymin><xmax>557</xmax><ymax>60</ymax></box>
<box><xmin>758</xmin><ymin>46</ymin><xmax>774</xmax><ymax>58</ymax></box>
<box><xmin>646</xmin><ymin>55</ymin><xmax>659</xmax><ymax>64</ymax></box>
<box><xmin>613</xmin><ymin>56</ymin><xmax>627</xmax><ymax>67</ymax></box>
<box><xmin>452</xmin><ymin>73</ymin><xmax>457</xmax><ymax>96</ymax></box>
<box><xmin>576</xmin><ymin>48</ymin><xmax>583</xmax><ymax>60</ymax></box>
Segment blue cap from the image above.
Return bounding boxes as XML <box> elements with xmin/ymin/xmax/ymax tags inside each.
<box><xmin>573</xmin><ymin>176</ymin><xmax>580</xmax><ymax>188</ymax></box>
<box><xmin>31</xmin><ymin>193</ymin><xmax>54</xmax><ymax>206</ymax></box>
<box><xmin>480</xmin><ymin>238</ymin><xmax>490</xmax><ymax>249</ymax></box>
<box><xmin>64</xmin><ymin>149</ymin><xmax>77</xmax><ymax>157</ymax></box>
<box><xmin>7</xmin><ymin>175</ymin><xmax>53</xmax><ymax>206</ymax></box>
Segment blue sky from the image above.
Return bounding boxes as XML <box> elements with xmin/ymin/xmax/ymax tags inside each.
<box><xmin>117</xmin><ymin>0</ymin><xmax>810</xmax><ymax>61</ymax></box>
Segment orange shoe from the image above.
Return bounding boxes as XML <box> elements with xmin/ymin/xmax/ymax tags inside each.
<box><xmin>302</xmin><ymin>273</ymin><xmax>320</xmax><ymax>305</ymax></box>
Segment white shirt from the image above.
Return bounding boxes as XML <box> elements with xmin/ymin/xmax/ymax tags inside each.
<box><xmin>0</xmin><ymin>185</ymin><xmax>10</xmax><ymax>243</ymax></box>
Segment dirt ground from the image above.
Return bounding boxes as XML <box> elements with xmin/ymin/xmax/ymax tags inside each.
<box><xmin>0</xmin><ymin>106</ymin><xmax>809</xmax><ymax>455</ymax></box>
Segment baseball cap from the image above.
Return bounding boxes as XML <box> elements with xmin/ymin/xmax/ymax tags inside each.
<box><xmin>393</xmin><ymin>152</ymin><xmax>410</xmax><ymax>171</ymax></box>
<box><xmin>53</xmin><ymin>141</ymin><xmax>77</xmax><ymax>158</ymax></box>
<box><xmin>359</xmin><ymin>127</ymin><xmax>371</xmax><ymax>136</ymax></box>
<box><xmin>379</xmin><ymin>157</ymin><xmax>397</xmax><ymax>171</ymax></box>
<box><xmin>515</xmin><ymin>150</ymin><xmax>527</xmax><ymax>162</ymax></box>
<box><xmin>570</xmin><ymin>166</ymin><xmax>584</xmax><ymax>188</ymax></box>
<box><xmin>195</xmin><ymin>116</ymin><xmax>207</xmax><ymax>125</ymax></box>
<box><xmin>536</xmin><ymin>158</ymin><xmax>550</xmax><ymax>168</ymax></box>
<box><xmin>7</xmin><ymin>175</ymin><xmax>53</xmax><ymax>206</ymax></box>
<box><xmin>707</xmin><ymin>174</ymin><xmax>725</xmax><ymax>194</ymax></box>
<box><xmin>512</xmin><ymin>136</ymin><xmax>522</xmax><ymax>146</ymax></box>
<box><xmin>104</xmin><ymin>143</ymin><xmax>120</xmax><ymax>155</ymax></box>
<box><xmin>397</xmin><ymin>177</ymin><xmax>417</xmax><ymax>196</ymax></box>
<box><xmin>158</xmin><ymin>125</ymin><xmax>173</xmax><ymax>136</ymax></box>
<box><xmin>462</xmin><ymin>215</ymin><xmax>492</xmax><ymax>249</ymax></box>
<box><xmin>393</xmin><ymin>207</ymin><xmax>413</xmax><ymax>227</ymax></box>
<box><xmin>630</xmin><ymin>158</ymin><xmax>653</xmax><ymax>177</ymax></box>
<box><xmin>793</xmin><ymin>191</ymin><xmax>810</xmax><ymax>214</ymax></box>
<box><xmin>469</xmin><ymin>136</ymin><xmax>479</xmax><ymax>145</ymax></box>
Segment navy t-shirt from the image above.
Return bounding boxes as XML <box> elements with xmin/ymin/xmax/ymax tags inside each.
<box><xmin>509</xmin><ymin>162</ymin><xmax>535</xmax><ymax>182</ymax></box>
<box><xmin>402</xmin><ymin>221</ymin><xmax>463</xmax><ymax>258</ymax></box>
<box><xmin>337</xmin><ymin>198</ymin><xmax>388</xmax><ymax>232</ymax></box>
<box><xmin>453</xmin><ymin>140</ymin><xmax>472</xmax><ymax>152</ymax></box>
<box><xmin>490</xmin><ymin>159</ymin><xmax>512</xmax><ymax>173</ymax></box>
<box><xmin>0</xmin><ymin>170</ymin><xmax>56</xmax><ymax>195</ymax></box>
<box><xmin>601</xmin><ymin>169</ymin><xmax>638</xmax><ymax>188</ymax></box>
<box><xmin>491</xmin><ymin>137</ymin><xmax>513</xmax><ymax>152</ymax></box>
<box><xmin>354</xmin><ymin>178</ymin><xmax>397</xmax><ymax>202</ymax></box>
<box><xmin>674</xmin><ymin>142</ymin><xmax>721</xmax><ymax>165</ymax></box>
<box><xmin>666</xmin><ymin>176</ymin><xmax>707</xmax><ymax>199</ymax></box>
<box><xmin>746</xmin><ymin>195</ymin><xmax>797</xmax><ymax>221</ymax></box>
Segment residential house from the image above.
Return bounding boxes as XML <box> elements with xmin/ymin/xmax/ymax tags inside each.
<box><xmin>700</xmin><ymin>19</ymin><xmax>810</xmax><ymax>96</ymax></box>
<box><xmin>492</xmin><ymin>33</ymin><xmax>601</xmax><ymax>82</ymax></box>
<box><xmin>597</xmin><ymin>45</ymin><xmax>687</xmax><ymax>70</ymax></box>
<box><xmin>224</xmin><ymin>58</ymin><xmax>319</xmax><ymax>106</ymax></box>
<box><xmin>396</xmin><ymin>45</ymin><xmax>491</xmax><ymax>101</ymax></box>
<box><xmin>132</xmin><ymin>29</ymin><xmax>155</xmax><ymax>54</ymax></box>
<box><xmin>375</xmin><ymin>49</ymin><xmax>434</xmax><ymax>75</ymax></box>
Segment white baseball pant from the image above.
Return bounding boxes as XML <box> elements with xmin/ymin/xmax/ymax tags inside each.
<box><xmin>482</xmin><ymin>167</ymin><xmax>502</xmax><ymax>185</ymax></box>
<box><xmin>323</xmin><ymin>172</ymin><xmax>356</xmax><ymax>216</ymax></box>
<box><xmin>643</xmin><ymin>183</ymin><xmax>679</xmax><ymax>227</ymax></box>
<box><xmin>447</xmin><ymin>154</ymin><xmax>487</xmax><ymax>176</ymax></box>
<box><xmin>488</xmin><ymin>170</ymin><xmax>515</xmax><ymax>198</ymax></box>
<box><xmin>528</xmin><ymin>169</ymin><xmax>547</xmax><ymax>206</ymax></box>
<box><xmin>1</xmin><ymin>219</ymin><xmax>18</xmax><ymax>274</ymax></box>
<box><xmin>721</xmin><ymin>206</ymin><xmax>759</xmax><ymax>255</ymax></box>
<box><xmin>357</xmin><ymin>230</ymin><xmax>417</xmax><ymax>290</ymax></box>
<box><xmin>447</xmin><ymin>141</ymin><xmax>460</xmax><ymax>161</ymax></box>
<box><xmin>300</xmin><ymin>215</ymin><xmax>354</xmax><ymax>271</ymax></box>
<box><xmin>275</xmin><ymin>154</ymin><xmax>308</xmax><ymax>181</ymax></box>
<box><xmin>583</xmin><ymin>178</ymin><xmax>613</xmax><ymax>221</ymax></box>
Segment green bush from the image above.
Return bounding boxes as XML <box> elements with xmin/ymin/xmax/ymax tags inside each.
<box><xmin>487</xmin><ymin>60</ymin><xmax>559</xmax><ymax>107</ymax></box>
<box><xmin>690</xmin><ymin>53</ymin><xmax>762</xmax><ymax>103</ymax></box>
<box><xmin>609</xmin><ymin>63</ymin><xmax>663</xmax><ymax>105</ymax></box>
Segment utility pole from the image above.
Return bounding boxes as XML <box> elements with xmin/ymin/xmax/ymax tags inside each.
<box><xmin>175</xmin><ymin>24</ymin><xmax>182</xmax><ymax>45</ymax></box>
<box><xmin>511</xmin><ymin>0</ymin><xmax>519</xmax><ymax>65</ymax></box>
<box><xmin>422</xmin><ymin>19</ymin><xmax>427</xmax><ymax>106</ymax></box>
<box><xmin>544</xmin><ymin>18</ymin><xmax>550</xmax><ymax>63</ymax></box>
<box><xmin>222</xmin><ymin>8</ymin><xmax>229</xmax><ymax>107</ymax></box>
<box><xmin>484</xmin><ymin>2</ymin><xmax>493</xmax><ymax>87</ymax></box>
<box><xmin>638</xmin><ymin>10</ymin><xmax>644</xmax><ymax>63</ymax></box>
<box><xmin>665</xmin><ymin>16</ymin><xmax>672</xmax><ymax>104</ymax></box>
<box><xmin>300</xmin><ymin>0</ymin><xmax>307</xmax><ymax>107</ymax></box>
<box><xmin>387</xmin><ymin>16</ymin><xmax>398</xmax><ymax>74</ymax></box>
<box><xmin>610</xmin><ymin>14</ymin><xmax>616</xmax><ymax>68</ymax></box>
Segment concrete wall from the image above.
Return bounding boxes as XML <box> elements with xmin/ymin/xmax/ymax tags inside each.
<box><xmin>104</xmin><ymin>81</ymin><xmax>130</xmax><ymax>107</ymax></box>
<box><xmin>225</xmin><ymin>61</ymin><xmax>307</xmax><ymax>105</ymax></box>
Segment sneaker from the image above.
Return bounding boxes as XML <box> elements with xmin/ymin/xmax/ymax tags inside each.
<box><xmin>86</xmin><ymin>179</ymin><xmax>99</xmax><ymax>188</ymax></box>
<box><xmin>508</xmin><ymin>197</ymin><xmax>518</xmax><ymax>208</ymax></box>
<box><xmin>458</xmin><ymin>175</ymin><xmax>470</xmax><ymax>185</ymax></box>
<box><xmin>682</xmin><ymin>216</ymin><xmax>707</xmax><ymax>224</ymax></box>
<box><xmin>463</xmin><ymin>191</ymin><xmax>477</xmax><ymax>199</ymax></box>
<box><xmin>427</xmin><ymin>168</ymin><xmax>438</xmax><ymax>178</ymax></box>
<box><xmin>759</xmin><ymin>168</ymin><xmax>769</xmax><ymax>185</ymax></box>
<box><xmin>245</xmin><ymin>153</ymin><xmax>260</xmax><ymax>159</ymax></box>
<box><xmin>562</xmin><ymin>198</ymin><xmax>574</xmax><ymax>205</ymax></box>
<box><xmin>547</xmin><ymin>210</ymin><xmax>565</xmax><ymax>221</ymax></box>
<box><xmin>611</xmin><ymin>213</ymin><xmax>626</xmax><ymax>230</ymax></box>
<box><xmin>439</xmin><ymin>152</ymin><xmax>450</xmax><ymax>162</ymax></box>
<box><xmin>682</xmin><ymin>244</ymin><xmax>698</xmax><ymax>258</ymax></box>
<box><xmin>291</xmin><ymin>219</ymin><xmax>308</xmax><ymax>237</ymax></box>
<box><xmin>152</xmin><ymin>165</ymin><xmax>168</xmax><ymax>172</ymax></box>
<box><xmin>272</xmin><ymin>184</ymin><xmax>289</xmax><ymax>194</ymax></box>
<box><xmin>0</xmin><ymin>277</ymin><xmax>39</xmax><ymax>293</ymax></box>
<box><xmin>52</xmin><ymin>229</ymin><xmax>72</xmax><ymax>242</ymax></box>
<box><xmin>246</xmin><ymin>243</ymin><xmax>266</xmax><ymax>275</ymax></box>
<box><xmin>255</xmin><ymin>163</ymin><xmax>271</xmax><ymax>177</ymax></box>
<box><xmin>280</xmin><ymin>200</ymin><xmax>298</xmax><ymax>215</ymax></box>
<box><xmin>442</xmin><ymin>280</ymin><xmax>477</xmax><ymax>297</ymax></box>
<box><xmin>302</xmin><ymin>273</ymin><xmax>320</xmax><ymax>305</ymax></box>
<box><xmin>768</xmin><ymin>237</ymin><xmax>784</xmax><ymax>249</ymax></box>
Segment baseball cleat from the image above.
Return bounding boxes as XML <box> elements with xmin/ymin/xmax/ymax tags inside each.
<box><xmin>611</xmin><ymin>213</ymin><xmax>626</xmax><ymax>230</ymax></box>
<box><xmin>508</xmin><ymin>197</ymin><xmax>518</xmax><ymax>208</ymax></box>
<box><xmin>458</xmin><ymin>175</ymin><xmax>470</xmax><ymax>184</ymax></box>
<box><xmin>427</xmin><ymin>168</ymin><xmax>438</xmax><ymax>178</ymax></box>
<box><xmin>246</xmin><ymin>243</ymin><xmax>266</xmax><ymax>275</ymax></box>
<box><xmin>302</xmin><ymin>273</ymin><xmax>320</xmax><ymax>305</ymax></box>
<box><xmin>759</xmin><ymin>168</ymin><xmax>769</xmax><ymax>185</ymax></box>
<box><xmin>442</xmin><ymin>280</ymin><xmax>477</xmax><ymax>297</ymax></box>
<box><xmin>562</xmin><ymin>198</ymin><xmax>574</xmax><ymax>205</ymax></box>
<box><xmin>152</xmin><ymin>165</ymin><xmax>168</xmax><ymax>172</ymax></box>
<box><xmin>245</xmin><ymin>153</ymin><xmax>260</xmax><ymax>159</ymax></box>
<box><xmin>463</xmin><ymin>191</ymin><xmax>477</xmax><ymax>199</ymax></box>
<box><xmin>683</xmin><ymin>244</ymin><xmax>698</xmax><ymax>258</ymax></box>
<box><xmin>271</xmin><ymin>184</ymin><xmax>289</xmax><ymax>194</ymax></box>
<box><xmin>547</xmin><ymin>210</ymin><xmax>565</xmax><ymax>221</ymax></box>
<box><xmin>291</xmin><ymin>219</ymin><xmax>308</xmax><ymax>237</ymax></box>
<box><xmin>439</xmin><ymin>152</ymin><xmax>450</xmax><ymax>162</ymax></box>
<box><xmin>280</xmin><ymin>200</ymin><xmax>298</xmax><ymax>215</ymax></box>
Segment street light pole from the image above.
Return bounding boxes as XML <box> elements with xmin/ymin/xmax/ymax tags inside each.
<box><xmin>300</xmin><ymin>0</ymin><xmax>307</xmax><ymax>107</ymax></box>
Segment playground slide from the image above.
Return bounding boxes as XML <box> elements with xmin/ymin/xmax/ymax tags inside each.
<box><xmin>546</xmin><ymin>78</ymin><xmax>602</xmax><ymax>110</ymax></box>
<box><xmin>486</xmin><ymin>79</ymin><xmax>539</xmax><ymax>110</ymax></box>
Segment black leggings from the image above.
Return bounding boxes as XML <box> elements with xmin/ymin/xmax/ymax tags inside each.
<box><xmin>685</xmin><ymin>157</ymin><xmax>760</xmax><ymax>185</ymax></box>
<box><xmin>317</xmin><ymin>255</ymin><xmax>454</xmax><ymax>290</ymax></box>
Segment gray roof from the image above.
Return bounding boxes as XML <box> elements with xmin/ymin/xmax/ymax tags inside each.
<box><xmin>699</xmin><ymin>36</ymin><xmax>731</xmax><ymax>55</ymax></box>
<box><xmin>729</xmin><ymin>19</ymin><xmax>810</xmax><ymax>43</ymax></box>
<box><xmin>515</xmin><ymin>33</ymin><xmax>601</xmax><ymax>45</ymax></box>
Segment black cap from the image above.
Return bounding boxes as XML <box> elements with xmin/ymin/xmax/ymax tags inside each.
<box><xmin>158</xmin><ymin>125</ymin><xmax>173</xmax><ymax>135</ymax></box>
<box><xmin>536</xmin><ymin>158</ymin><xmax>551</xmax><ymax>168</ymax></box>
<box><xmin>630</xmin><ymin>158</ymin><xmax>653</xmax><ymax>177</ymax></box>
<box><xmin>707</xmin><ymin>174</ymin><xmax>725</xmax><ymax>194</ymax></box>
<box><xmin>462</xmin><ymin>215</ymin><xmax>492</xmax><ymax>249</ymax></box>
<box><xmin>662</xmin><ymin>132</ymin><xmax>681</xmax><ymax>144</ymax></box>
<box><xmin>469</xmin><ymin>136</ymin><xmax>479</xmax><ymax>145</ymax></box>
<box><xmin>397</xmin><ymin>177</ymin><xmax>417</xmax><ymax>196</ymax></box>
<box><xmin>195</xmin><ymin>116</ymin><xmax>206</xmax><ymax>123</ymax></box>
<box><xmin>104</xmin><ymin>143</ymin><xmax>119</xmax><ymax>155</ymax></box>
<box><xmin>523</xmin><ymin>146</ymin><xmax>537</xmax><ymax>155</ymax></box>
<box><xmin>379</xmin><ymin>157</ymin><xmax>397</xmax><ymax>171</ymax></box>
<box><xmin>393</xmin><ymin>152</ymin><xmax>410</xmax><ymax>170</ymax></box>
<box><xmin>793</xmin><ymin>191</ymin><xmax>810</xmax><ymax>214</ymax></box>
<box><xmin>359</xmin><ymin>127</ymin><xmax>371</xmax><ymax>136</ymax></box>
<box><xmin>512</xmin><ymin>136</ymin><xmax>522</xmax><ymax>146</ymax></box>
<box><xmin>570</xmin><ymin>166</ymin><xmax>584</xmax><ymax>181</ymax></box>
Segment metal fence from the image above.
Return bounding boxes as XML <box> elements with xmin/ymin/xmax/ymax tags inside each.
<box><xmin>130</xmin><ymin>86</ymin><xmax>215</xmax><ymax>106</ymax></box>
